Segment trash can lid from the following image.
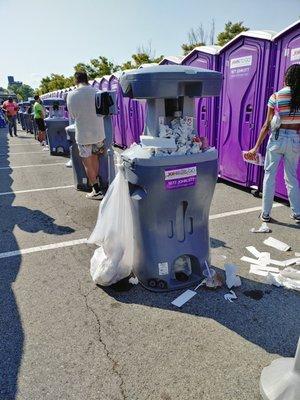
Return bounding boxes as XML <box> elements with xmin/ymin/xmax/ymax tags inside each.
<box><xmin>120</xmin><ymin>65</ymin><xmax>222</xmax><ymax>99</ymax></box>
<box><xmin>42</xmin><ymin>98</ymin><xmax>66</xmax><ymax>106</ymax></box>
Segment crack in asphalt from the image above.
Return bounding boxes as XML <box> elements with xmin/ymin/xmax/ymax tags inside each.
<box><xmin>78</xmin><ymin>282</ymin><xmax>126</xmax><ymax>400</ymax></box>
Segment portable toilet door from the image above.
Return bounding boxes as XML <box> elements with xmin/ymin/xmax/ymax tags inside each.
<box><xmin>112</xmin><ymin>69</ymin><xmax>144</xmax><ymax>147</ymax></box>
<box><xmin>271</xmin><ymin>20</ymin><xmax>300</xmax><ymax>200</ymax></box>
<box><xmin>218</xmin><ymin>31</ymin><xmax>276</xmax><ymax>188</ymax></box>
<box><xmin>182</xmin><ymin>45</ymin><xmax>221</xmax><ymax>147</ymax></box>
<box><xmin>159</xmin><ymin>56</ymin><xmax>183</xmax><ymax>65</ymax></box>
<box><xmin>99</xmin><ymin>75</ymin><xmax>110</xmax><ymax>91</ymax></box>
<box><xmin>134</xmin><ymin>99</ymin><xmax>146</xmax><ymax>142</ymax></box>
<box><xmin>108</xmin><ymin>74</ymin><xmax>126</xmax><ymax>148</ymax></box>
<box><xmin>92</xmin><ymin>78</ymin><xmax>101</xmax><ymax>91</ymax></box>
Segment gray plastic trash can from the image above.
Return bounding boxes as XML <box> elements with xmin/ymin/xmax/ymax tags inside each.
<box><xmin>120</xmin><ymin>65</ymin><xmax>222</xmax><ymax>291</ymax></box>
<box><xmin>65</xmin><ymin>124</ymin><xmax>90</xmax><ymax>191</ymax></box>
<box><xmin>43</xmin><ymin>98</ymin><xmax>69</xmax><ymax>155</ymax></box>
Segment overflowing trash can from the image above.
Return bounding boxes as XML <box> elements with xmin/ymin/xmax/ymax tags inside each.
<box><xmin>44</xmin><ymin>98</ymin><xmax>69</xmax><ymax>155</ymax></box>
<box><xmin>119</xmin><ymin>65</ymin><xmax>222</xmax><ymax>291</ymax></box>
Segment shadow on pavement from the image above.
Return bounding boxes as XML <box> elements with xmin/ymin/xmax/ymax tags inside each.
<box><xmin>0</xmin><ymin>127</ymin><xmax>74</xmax><ymax>399</ymax></box>
<box><xmin>103</xmin><ymin>250</ymin><xmax>300</xmax><ymax>358</ymax></box>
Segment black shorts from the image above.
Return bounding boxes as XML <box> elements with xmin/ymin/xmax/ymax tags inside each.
<box><xmin>35</xmin><ymin>118</ymin><xmax>45</xmax><ymax>131</ymax></box>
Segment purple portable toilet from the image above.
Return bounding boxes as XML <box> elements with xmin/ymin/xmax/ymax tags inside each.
<box><xmin>159</xmin><ymin>56</ymin><xmax>183</xmax><ymax>65</ymax></box>
<box><xmin>99</xmin><ymin>75</ymin><xmax>110</xmax><ymax>91</ymax></box>
<box><xmin>182</xmin><ymin>45</ymin><xmax>221</xmax><ymax>147</ymax></box>
<box><xmin>110</xmin><ymin>70</ymin><xmax>146</xmax><ymax>148</ymax></box>
<box><xmin>218</xmin><ymin>30</ymin><xmax>276</xmax><ymax>189</ymax></box>
<box><xmin>108</xmin><ymin>73</ymin><xmax>126</xmax><ymax>148</ymax></box>
<box><xmin>271</xmin><ymin>20</ymin><xmax>300</xmax><ymax>200</ymax></box>
<box><xmin>92</xmin><ymin>78</ymin><xmax>100</xmax><ymax>91</ymax></box>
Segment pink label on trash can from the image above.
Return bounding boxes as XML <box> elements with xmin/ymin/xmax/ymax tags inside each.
<box><xmin>164</xmin><ymin>164</ymin><xmax>197</xmax><ymax>190</ymax></box>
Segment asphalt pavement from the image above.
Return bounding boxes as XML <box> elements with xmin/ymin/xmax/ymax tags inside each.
<box><xmin>0</xmin><ymin>125</ymin><xmax>299</xmax><ymax>400</ymax></box>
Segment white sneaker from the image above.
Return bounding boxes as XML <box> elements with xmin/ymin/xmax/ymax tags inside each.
<box><xmin>65</xmin><ymin>159</ymin><xmax>72</xmax><ymax>168</ymax></box>
<box><xmin>86</xmin><ymin>188</ymin><xmax>104</xmax><ymax>199</ymax></box>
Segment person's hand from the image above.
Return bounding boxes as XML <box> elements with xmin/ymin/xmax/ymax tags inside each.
<box><xmin>247</xmin><ymin>148</ymin><xmax>257</xmax><ymax>156</ymax></box>
<box><xmin>244</xmin><ymin>148</ymin><xmax>258</xmax><ymax>161</ymax></box>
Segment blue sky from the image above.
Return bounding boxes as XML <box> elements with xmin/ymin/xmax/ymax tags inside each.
<box><xmin>0</xmin><ymin>0</ymin><xmax>299</xmax><ymax>88</ymax></box>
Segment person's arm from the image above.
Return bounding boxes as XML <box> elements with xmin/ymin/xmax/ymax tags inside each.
<box><xmin>66</xmin><ymin>96</ymin><xmax>75</xmax><ymax>121</ymax></box>
<box><xmin>246</xmin><ymin>106</ymin><xmax>274</xmax><ymax>156</ymax></box>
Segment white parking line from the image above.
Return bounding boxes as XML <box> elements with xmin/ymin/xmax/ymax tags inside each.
<box><xmin>209</xmin><ymin>203</ymin><xmax>284</xmax><ymax>220</ymax></box>
<box><xmin>0</xmin><ymin>143</ymin><xmax>39</xmax><ymax>147</ymax></box>
<box><xmin>0</xmin><ymin>151</ymin><xmax>44</xmax><ymax>156</ymax></box>
<box><xmin>0</xmin><ymin>185</ymin><xmax>73</xmax><ymax>196</ymax></box>
<box><xmin>0</xmin><ymin>203</ymin><xmax>287</xmax><ymax>260</ymax></box>
<box><xmin>0</xmin><ymin>162</ymin><xmax>66</xmax><ymax>170</ymax></box>
<box><xmin>0</xmin><ymin>238</ymin><xmax>88</xmax><ymax>259</ymax></box>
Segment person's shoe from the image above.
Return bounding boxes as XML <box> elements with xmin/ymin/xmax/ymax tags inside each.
<box><xmin>65</xmin><ymin>159</ymin><xmax>72</xmax><ymax>168</ymax></box>
<box><xmin>260</xmin><ymin>213</ymin><xmax>271</xmax><ymax>222</ymax></box>
<box><xmin>290</xmin><ymin>214</ymin><xmax>300</xmax><ymax>224</ymax></box>
<box><xmin>86</xmin><ymin>188</ymin><xmax>104</xmax><ymax>199</ymax></box>
<box><xmin>14</xmin><ymin>134</ymin><xmax>18</xmax><ymax>137</ymax></box>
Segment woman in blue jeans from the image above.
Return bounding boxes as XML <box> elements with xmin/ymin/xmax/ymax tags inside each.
<box><xmin>247</xmin><ymin>64</ymin><xmax>300</xmax><ymax>224</ymax></box>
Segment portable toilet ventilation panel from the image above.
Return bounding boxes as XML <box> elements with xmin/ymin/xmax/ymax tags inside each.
<box><xmin>120</xmin><ymin>65</ymin><xmax>222</xmax><ymax>291</ymax></box>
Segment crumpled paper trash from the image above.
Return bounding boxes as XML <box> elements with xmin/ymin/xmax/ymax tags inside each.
<box><xmin>157</xmin><ymin>117</ymin><xmax>208</xmax><ymax>156</ymax></box>
<box><xmin>129</xmin><ymin>277</ymin><xmax>139</xmax><ymax>285</ymax></box>
<box><xmin>225</xmin><ymin>263</ymin><xmax>242</xmax><ymax>289</ymax></box>
<box><xmin>250</xmin><ymin>222</ymin><xmax>272</xmax><ymax>233</ymax></box>
<box><xmin>266</xmin><ymin>267</ymin><xmax>300</xmax><ymax>291</ymax></box>
<box><xmin>224</xmin><ymin>290</ymin><xmax>237</xmax><ymax>303</ymax></box>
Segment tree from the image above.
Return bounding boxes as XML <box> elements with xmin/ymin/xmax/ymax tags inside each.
<box><xmin>121</xmin><ymin>43</ymin><xmax>163</xmax><ymax>70</ymax></box>
<box><xmin>181</xmin><ymin>21</ymin><xmax>216</xmax><ymax>55</ymax></box>
<box><xmin>8</xmin><ymin>83</ymin><xmax>35</xmax><ymax>101</ymax></box>
<box><xmin>216</xmin><ymin>21</ymin><xmax>249</xmax><ymax>46</ymax></box>
<box><xmin>181</xmin><ymin>25</ymin><xmax>206</xmax><ymax>55</ymax></box>
<box><xmin>38</xmin><ymin>74</ymin><xmax>74</xmax><ymax>94</ymax></box>
<box><xmin>74</xmin><ymin>56</ymin><xmax>119</xmax><ymax>79</ymax></box>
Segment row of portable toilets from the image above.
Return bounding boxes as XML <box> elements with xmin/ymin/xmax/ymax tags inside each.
<box><xmin>40</xmin><ymin>20</ymin><xmax>300</xmax><ymax>201</ymax></box>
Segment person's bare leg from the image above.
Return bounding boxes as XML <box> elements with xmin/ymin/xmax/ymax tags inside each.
<box><xmin>91</xmin><ymin>154</ymin><xmax>100</xmax><ymax>183</ymax></box>
<box><xmin>82</xmin><ymin>154</ymin><xmax>99</xmax><ymax>186</ymax></box>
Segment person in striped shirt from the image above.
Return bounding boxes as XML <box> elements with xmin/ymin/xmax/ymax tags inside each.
<box><xmin>246</xmin><ymin>64</ymin><xmax>300</xmax><ymax>223</ymax></box>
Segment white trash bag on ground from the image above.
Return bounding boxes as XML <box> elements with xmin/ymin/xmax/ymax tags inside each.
<box><xmin>88</xmin><ymin>163</ymin><xmax>135</xmax><ymax>286</ymax></box>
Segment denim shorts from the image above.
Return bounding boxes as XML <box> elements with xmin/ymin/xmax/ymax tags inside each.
<box><xmin>78</xmin><ymin>141</ymin><xmax>105</xmax><ymax>158</ymax></box>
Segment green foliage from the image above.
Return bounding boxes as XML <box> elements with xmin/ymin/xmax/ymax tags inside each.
<box><xmin>121</xmin><ymin>42</ymin><xmax>163</xmax><ymax>70</ymax></box>
<box><xmin>7</xmin><ymin>83</ymin><xmax>34</xmax><ymax>101</ymax></box>
<box><xmin>74</xmin><ymin>56</ymin><xmax>119</xmax><ymax>79</ymax></box>
<box><xmin>182</xmin><ymin>42</ymin><xmax>205</xmax><ymax>56</ymax></box>
<box><xmin>38</xmin><ymin>74</ymin><xmax>74</xmax><ymax>95</ymax></box>
<box><xmin>121</xmin><ymin>50</ymin><xmax>163</xmax><ymax>70</ymax></box>
<box><xmin>181</xmin><ymin>22</ymin><xmax>216</xmax><ymax>55</ymax></box>
<box><xmin>216</xmin><ymin>21</ymin><xmax>249</xmax><ymax>46</ymax></box>
<box><xmin>181</xmin><ymin>25</ymin><xmax>207</xmax><ymax>55</ymax></box>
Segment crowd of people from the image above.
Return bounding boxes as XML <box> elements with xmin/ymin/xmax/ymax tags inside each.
<box><xmin>1</xmin><ymin>66</ymin><xmax>299</xmax><ymax>217</ymax></box>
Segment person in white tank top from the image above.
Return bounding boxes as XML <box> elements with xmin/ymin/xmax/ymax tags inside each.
<box><xmin>67</xmin><ymin>71</ymin><xmax>105</xmax><ymax>199</ymax></box>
